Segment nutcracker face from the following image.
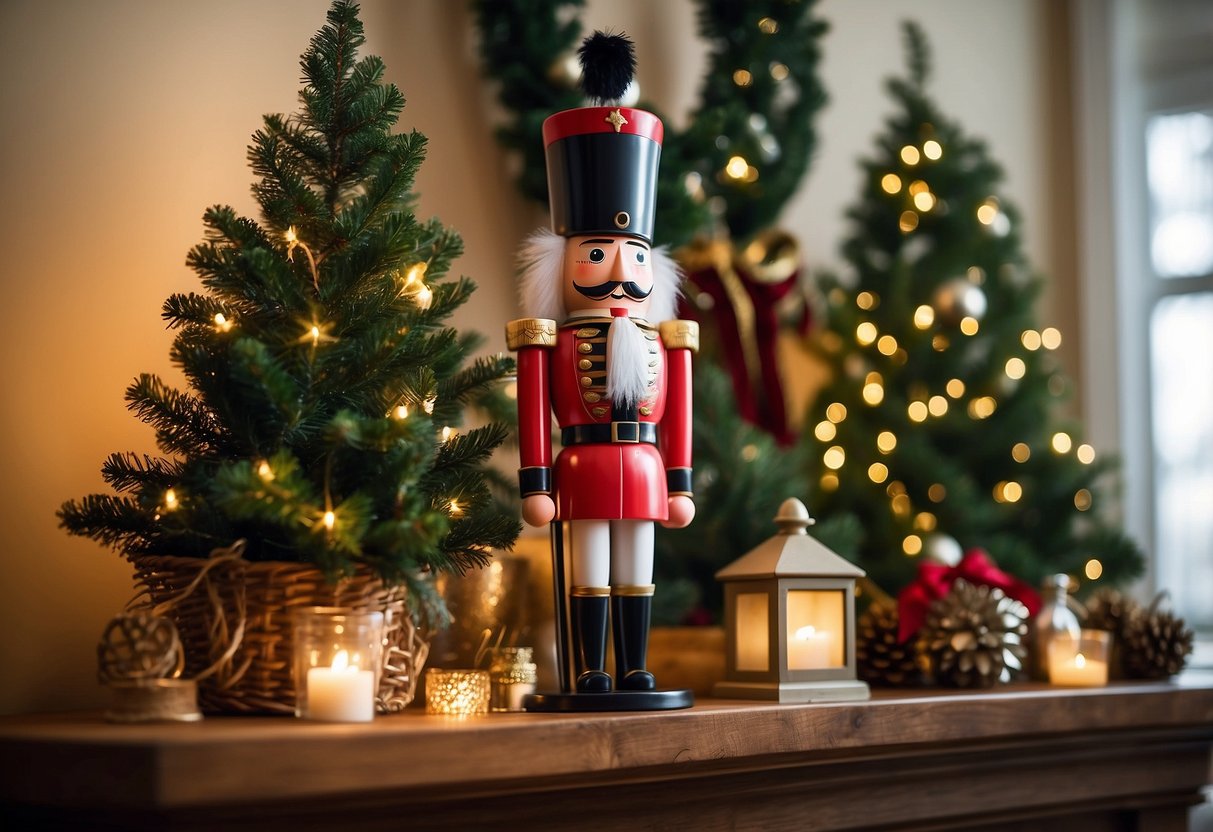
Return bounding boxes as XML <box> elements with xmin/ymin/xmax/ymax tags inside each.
<box><xmin>562</xmin><ymin>234</ymin><xmax>654</xmax><ymax>319</ymax></box>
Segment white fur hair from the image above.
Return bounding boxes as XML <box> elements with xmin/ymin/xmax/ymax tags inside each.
<box><xmin>516</xmin><ymin>227</ymin><xmax>683</xmax><ymax>323</ymax></box>
<box><xmin>607</xmin><ymin>315</ymin><xmax>651</xmax><ymax>406</ymax></box>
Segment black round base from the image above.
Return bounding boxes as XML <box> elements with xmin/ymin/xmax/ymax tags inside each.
<box><xmin>523</xmin><ymin>688</ymin><xmax>693</xmax><ymax>712</ymax></box>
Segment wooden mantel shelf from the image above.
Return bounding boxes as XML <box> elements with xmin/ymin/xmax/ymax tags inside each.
<box><xmin>3</xmin><ymin>676</ymin><xmax>1212</xmax><ymax>831</ymax></box>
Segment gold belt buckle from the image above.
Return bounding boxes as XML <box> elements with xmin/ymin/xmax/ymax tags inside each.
<box><xmin>610</xmin><ymin>421</ymin><xmax>640</xmax><ymax>443</ymax></box>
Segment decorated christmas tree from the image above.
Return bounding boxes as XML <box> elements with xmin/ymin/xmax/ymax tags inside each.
<box><xmin>804</xmin><ymin>23</ymin><xmax>1143</xmax><ymax>595</ymax></box>
<box><xmin>59</xmin><ymin>0</ymin><xmax>519</xmax><ymax>621</ymax></box>
<box><xmin>474</xmin><ymin>0</ymin><xmax>839</xmax><ymax>624</ymax></box>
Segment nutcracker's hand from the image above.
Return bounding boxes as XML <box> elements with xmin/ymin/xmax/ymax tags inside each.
<box><xmin>521</xmin><ymin>493</ymin><xmax>557</xmax><ymax>527</ymax></box>
<box><xmin>661</xmin><ymin>495</ymin><xmax>695</xmax><ymax>529</ymax></box>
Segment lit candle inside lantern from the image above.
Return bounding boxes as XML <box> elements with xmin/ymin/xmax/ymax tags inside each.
<box><xmin>788</xmin><ymin>625</ymin><xmax>832</xmax><ymax>670</ymax></box>
<box><xmin>304</xmin><ymin>649</ymin><xmax>375</xmax><ymax>722</ymax></box>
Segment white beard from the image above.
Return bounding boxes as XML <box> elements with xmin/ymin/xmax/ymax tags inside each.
<box><xmin>607</xmin><ymin>315</ymin><xmax>651</xmax><ymax>408</ymax></box>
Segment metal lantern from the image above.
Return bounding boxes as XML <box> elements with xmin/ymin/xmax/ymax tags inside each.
<box><xmin>714</xmin><ymin>498</ymin><xmax>870</xmax><ymax>703</ymax></box>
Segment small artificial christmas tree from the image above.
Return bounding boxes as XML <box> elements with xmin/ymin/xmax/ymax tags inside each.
<box><xmin>59</xmin><ymin>0</ymin><xmax>519</xmax><ymax>621</ymax></box>
<box><xmin>474</xmin><ymin>0</ymin><xmax>838</xmax><ymax>624</ymax></box>
<box><xmin>804</xmin><ymin>23</ymin><xmax>1143</xmax><ymax>594</ymax></box>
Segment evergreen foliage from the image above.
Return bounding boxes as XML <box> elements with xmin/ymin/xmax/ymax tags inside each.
<box><xmin>59</xmin><ymin>1</ymin><xmax>520</xmax><ymax>619</ymax></box>
<box><xmin>472</xmin><ymin>0</ymin><xmax>828</xmax><ymax>249</ymax></box>
<box><xmin>803</xmin><ymin>23</ymin><xmax>1143</xmax><ymax>594</ymax></box>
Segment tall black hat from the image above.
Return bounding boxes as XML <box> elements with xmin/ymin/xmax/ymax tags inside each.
<box><xmin>542</xmin><ymin>33</ymin><xmax>663</xmax><ymax>244</ymax></box>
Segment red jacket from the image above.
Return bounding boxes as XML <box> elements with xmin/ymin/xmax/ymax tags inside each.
<box><xmin>507</xmin><ymin>315</ymin><xmax>696</xmax><ymax>521</ymax></box>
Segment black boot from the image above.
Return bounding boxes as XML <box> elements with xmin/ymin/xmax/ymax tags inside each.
<box><xmin>612</xmin><ymin>591</ymin><xmax>656</xmax><ymax>691</ymax></box>
<box><xmin>571</xmin><ymin>592</ymin><xmax>611</xmax><ymax>693</ymax></box>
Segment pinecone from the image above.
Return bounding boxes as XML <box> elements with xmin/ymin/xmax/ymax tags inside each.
<box><xmin>1122</xmin><ymin>606</ymin><xmax>1194</xmax><ymax>679</ymax></box>
<box><xmin>1084</xmin><ymin>588</ymin><xmax>1139</xmax><ymax>640</ymax></box>
<box><xmin>857</xmin><ymin>600</ymin><xmax>921</xmax><ymax>686</ymax></box>
<box><xmin>921</xmin><ymin>579</ymin><xmax>1029</xmax><ymax>688</ymax></box>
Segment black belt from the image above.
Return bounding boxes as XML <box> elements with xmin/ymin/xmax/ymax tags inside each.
<box><xmin>562</xmin><ymin>422</ymin><xmax>657</xmax><ymax>446</ymax></box>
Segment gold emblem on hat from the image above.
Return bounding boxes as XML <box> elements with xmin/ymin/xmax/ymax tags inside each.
<box><xmin>605</xmin><ymin>108</ymin><xmax>628</xmax><ymax>133</ymax></box>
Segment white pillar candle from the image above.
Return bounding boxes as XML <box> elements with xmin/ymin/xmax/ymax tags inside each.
<box><xmin>1048</xmin><ymin>651</ymin><xmax>1108</xmax><ymax>687</ymax></box>
<box><xmin>305</xmin><ymin>650</ymin><xmax>376</xmax><ymax>722</ymax></box>
<box><xmin>788</xmin><ymin>625</ymin><xmax>832</xmax><ymax>670</ymax></box>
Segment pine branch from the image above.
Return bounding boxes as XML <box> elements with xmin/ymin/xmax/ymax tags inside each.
<box><xmin>125</xmin><ymin>374</ymin><xmax>229</xmax><ymax>458</ymax></box>
<box><xmin>57</xmin><ymin>494</ymin><xmax>155</xmax><ymax>551</ymax></box>
<box><xmin>101</xmin><ymin>452</ymin><xmax>184</xmax><ymax>494</ymax></box>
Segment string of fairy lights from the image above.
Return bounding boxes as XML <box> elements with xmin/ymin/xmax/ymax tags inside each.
<box><xmin>155</xmin><ymin>225</ymin><xmax>464</xmax><ymax>540</ymax></box>
<box><xmin>812</xmin><ymin>129</ymin><xmax>1107</xmax><ymax>582</ymax></box>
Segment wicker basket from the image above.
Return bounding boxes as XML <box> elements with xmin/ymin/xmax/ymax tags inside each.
<box><xmin>127</xmin><ymin>548</ymin><xmax>428</xmax><ymax>715</ymax></box>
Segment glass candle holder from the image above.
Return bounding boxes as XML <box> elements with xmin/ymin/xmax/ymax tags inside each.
<box><xmin>1047</xmin><ymin>628</ymin><xmax>1111</xmax><ymax>687</ymax></box>
<box><xmin>293</xmin><ymin>607</ymin><xmax>384</xmax><ymax>722</ymax></box>
<box><xmin>425</xmin><ymin>668</ymin><xmax>490</xmax><ymax>715</ymax></box>
<box><xmin>489</xmin><ymin>647</ymin><xmax>538</xmax><ymax>712</ymax></box>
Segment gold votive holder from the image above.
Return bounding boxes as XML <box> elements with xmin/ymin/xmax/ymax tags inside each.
<box><xmin>490</xmin><ymin>647</ymin><xmax>538</xmax><ymax>712</ymax></box>
<box><xmin>425</xmin><ymin>668</ymin><xmax>490</xmax><ymax>715</ymax></box>
<box><xmin>105</xmin><ymin>678</ymin><xmax>202</xmax><ymax>723</ymax></box>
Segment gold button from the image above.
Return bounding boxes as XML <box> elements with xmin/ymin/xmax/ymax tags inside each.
<box><xmin>580</xmin><ymin>376</ymin><xmax>593</xmax><ymax>388</ymax></box>
<box><xmin>639</xmin><ymin>406</ymin><xmax>652</xmax><ymax>416</ymax></box>
<box><xmin>578</xmin><ymin>359</ymin><xmax>593</xmax><ymax>370</ymax></box>
<box><xmin>584</xmin><ymin>392</ymin><xmax>601</xmax><ymax>403</ymax></box>
<box><xmin>592</xmin><ymin>406</ymin><xmax>608</xmax><ymax>418</ymax></box>
<box><xmin>576</xmin><ymin>328</ymin><xmax>600</xmax><ymax>338</ymax></box>
<box><xmin>578</xmin><ymin>343</ymin><xmax>593</xmax><ymax>354</ymax></box>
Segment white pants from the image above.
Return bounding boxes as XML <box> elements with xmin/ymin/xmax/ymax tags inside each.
<box><xmin>568</xmin><ymin>520</ymin><xmax>654</xmax><ymax>588</ymax></box>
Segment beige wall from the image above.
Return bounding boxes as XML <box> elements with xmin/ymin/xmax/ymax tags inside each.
<box><xmin>0</xmin><ymin>0</ymin><xmax>1070</xmax><ymax>714</ymax></box>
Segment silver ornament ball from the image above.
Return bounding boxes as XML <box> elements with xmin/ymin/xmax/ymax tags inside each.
<box><xmin>931</xmin><ymin>278</ymin><xmax>987</xmax><ymax>326</ymax></box>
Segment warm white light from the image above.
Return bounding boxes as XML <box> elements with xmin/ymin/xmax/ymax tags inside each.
<box><xmin>913</xmin><ymin>191</ymin><xmax>935</xmax><ymax>211</ymax></box>
<box><xmin>826</xmin><ymin>403</ymin><xmax>847</xmax><ymax>423</ymax></box>
<box><xmin>285</xmin><ymin>226</ymin><xmax>298</xmax><ymax>244</ymax></box>
<box><xmin>946</xmin><ymin>378</ymin><xmax>965</xmax><ymax>398</ymax></box>
<box><xmin>1052</xmin><ymin>432</ymin><xmax>1073</xmax><ymax>454</ymax></box>
<box><xmin>310</xmin><ymin>325</ymin><xmax>321</xmax><ymax>346</ymax></box>
<box><xmin>1012</xmin><ymin>442</ymin><xmax>1031</xmax><ymax>463</ymax></box>
<box><xmin>732</xmin><ymin>69</ymin><xmax>753</xmax><ymax>87</ymax></box>
<box><xmin>977</xmin><ymin>198</ymin><xmax>999</xmax><ymax>225</ymax></box>
<box><xmin>877</xmin><ymin>431</ymin><xmax>897</xmax><ymax>453</ymax></box>
<box><xmin>877</xmin><ymin>334</ymin><xmax>898</xmax><ymax>355</ymax></box>
<box><xmin>394</xmin><ymin>404</ymin><xmax>409</xmax><ymax>420</ymax></box>
<box><xmin>449</xmin><ymin>499</ymin><xmax>462</xmax><ymax>515</ymax></box>
<box><xmin>257</xmin><ymin>461</ymin><xmax>274</xmax><ymax>481</ymax></box>
<box><xmin>423</xmin><ymin>396</ymin><xmax>437</xmax><ymax>415</ymax></box>
<box><xmin>1085</xmin><ymin>558</ymin><xmax>1103</xmax><ymax>580</ymax></box>
<box><xmin>213</xmin><ymin>312</ymin><xmax>233</xmax><ymax>333</ymax></box>
<box><xmin>900</xmin><ymin>145</ymin><xmax>921</xmax><ymax>165</ymax></box>
<box><xmin>1077</xmin><ymin>444</ymin><xmax>1096</xmax><ymax>464</ymax></box>
<box><xmin>1022</xmin><ymin>329</ymin><xmax>1042</xmax><ymax>350</ymax></box>
<box><xmin>823</xmin><ymin>446</ymin><xmax>846</xmax><ymax>470</ymax></box>
<box><xmin>856</xmin><ymin>321</ymin><xmax>878</xmax><ymax>345</ymax></box>
<box><xmin>856</xmin><ymin>291</ymin><xmax>877</xmax><ymax>310</ymax></box>
<box><xmin>959</xmin><ymin>316</ymin><xmax>980</xmax><ymax>335</ymax></box>
<box><xmin>928</xmin><ymin>395</ymin><xmax>948</xmax><ymax>417</ymax></box>
<box><xmin>899</xmin><ymin>211</ymin><xmax>919</xmax><ymax>233</ymax></box>
<box><xmin>913</xmin><ymin>304</ymin><xmax>935</xmax><ymax>329</ymax></box>
<box><xmin>1041</xmin><ymin>327</ymin><xmax>1062</xmax><ymax>350</ymax></box>
<box><xmin>923</xmin><ymin>140</ymin><xmax>942</xmax><ymax>160</ymax></box>
<box><xmin>163</xmin><ymin>488</ymin><xmax>179</xmax><ymax>511</ymax></box>
<box><xmin>1005</xmin><ymin>357</ymin><xmax>1026</xmax><ymax>379</ymax></box>
<box><xmin>881</xmin><ymin>174</ymin><xmax>902</xmax><ymax>194</ymax></box>
<box><xmin>725</xmin><ymin>155</ymin><xmax>750</xmax><ymax>179</ymax></box>
<box><xmin>907</xmin><ymin>401</ymin><xmax>928</xmax><ymax>422</ymax></box>
<box><xmin>441</xmin><ymin>426</ymin><xmax>456</xmax><ymax>443</ymax></box>
<box><xmin>814</xmin><ymin>420</ymin><xmax>836</xmax><ymax>442</ymax></box>
<box><xmin>863</xmin><ymin>382</ymin><xmax>884</xmax><ymax>405</ymax></box>
<box><xmin>414</xmin><ymin>285</ymin><xmax>433</xmax><ymax>311</ymax></box>
<box><xmin>868</xmin><ymin>462</ymin><xmax>889</xmax><ymax>483</ymax></box>
<box><xmin>903</xmin><ymin>535</ymin><xmax>923</xmax><ymax>556</ymax></box>
<box><xmin>323</xmin><ymin>510</ymin><xmax>336</xmax><ymax>530</ymax></box>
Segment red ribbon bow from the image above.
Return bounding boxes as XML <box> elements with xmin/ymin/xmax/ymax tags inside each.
<box><xmin>897</xmin><ymin>549</ymin><xmax>1041</xmax><ymax>642</ymax></box>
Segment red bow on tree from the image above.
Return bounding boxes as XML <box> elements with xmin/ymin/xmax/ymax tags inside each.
<box><xmin>897</xmin><ymin>549</ymin><xmax>1041</xmax><ymax>642</ymax></box>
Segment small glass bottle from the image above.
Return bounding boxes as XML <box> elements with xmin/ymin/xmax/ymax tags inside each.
<box><xmin>489</xmin><ymin>647</ymin><xmax>538</xmax><ymax>712</ymax></box>
<box><xmin>1031</xmin><ymin>574</ymin><xmax>1082</xmax><ymax>681</ymax></box>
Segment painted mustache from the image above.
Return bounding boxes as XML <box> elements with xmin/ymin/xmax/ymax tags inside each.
<box><xmin>572</xmin><ymin>279</ymin><xmax>653</xmax><ymax>301</ymax></box>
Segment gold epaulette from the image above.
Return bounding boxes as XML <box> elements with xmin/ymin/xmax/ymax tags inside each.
<box><xmin>506</xmin><ymin>318</ymin><xmax>557</xmax><ymax>350</ymax></box>
<box><xmin>658</xmin><ymin>320</ymin><xmax>700</xmax><ymax>353</ymax></box>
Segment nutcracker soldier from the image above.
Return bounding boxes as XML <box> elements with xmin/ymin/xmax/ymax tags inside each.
<box><xmin>507</xmin><ymin>33</ymin><xmax>697</xmax><ymax>711</ymax></box>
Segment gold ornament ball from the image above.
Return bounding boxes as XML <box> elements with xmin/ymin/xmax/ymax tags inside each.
<box><xmin>931</xmin><ymin>278</ymin><xmax>987</xmax><ymax>326</ymax></box>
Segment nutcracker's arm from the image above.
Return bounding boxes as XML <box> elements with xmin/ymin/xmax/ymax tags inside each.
<box><xmin>658</xmin><ymin>320</ymin><xmax>699</xmax><ymax>504</ymax></box>
<box><xmin>506</xmin><ymin>319</ymin><xmax>557</xmax><ymax>522</ymax></box>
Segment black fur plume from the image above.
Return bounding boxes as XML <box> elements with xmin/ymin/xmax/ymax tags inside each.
<box><xmin>577</xmin><ymin>31</ymin><xmax>636</xmax><ymax>104</ymax></box>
